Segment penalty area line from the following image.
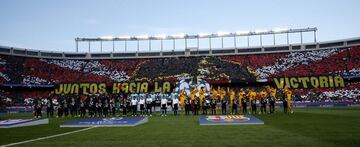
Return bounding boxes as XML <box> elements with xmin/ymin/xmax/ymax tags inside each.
<box><xmin>1</xmin><ymin>127</ymin><xmax>97</xmax><ymax>147</ymax></box>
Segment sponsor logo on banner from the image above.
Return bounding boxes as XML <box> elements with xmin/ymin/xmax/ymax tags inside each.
<box><xmin>78</xmin><ymin>117</ymin><xmax>128</xmax><ymax>125</ymax></box>
<box><xmin>0</xmin><ymin>119</ymin><xmax>33</xmax><ymax>125</ymax></box>
<box><xmin>206</xmin><ymin>115</ymin><xmax>250</xmax><ymax>123</ymax></box>
<box><xmin>199</xmin><ymin>115</ymin><xmax>264</xmax><ymax>125</ymax></box>
<box><xmin>61</xmin><ymin>117</ymin><xmax>148</xmax><ymax>127</ymax></box>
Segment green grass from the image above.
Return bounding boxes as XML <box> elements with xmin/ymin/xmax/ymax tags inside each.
<box><xmin>1</xmin><ymin>107</ymin><xmax>360</xmax><ymax>147</ymax></box>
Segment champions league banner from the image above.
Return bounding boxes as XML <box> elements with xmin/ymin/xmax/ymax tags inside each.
<box><xmin>60</xmin><ymin>117</ymin><xmax>148</xmax><ymax>127</ymax></box>
<box><xmin>199</xmin><ymin>115</ymin><xmax>264</xmax><ymax>125</ymax></box>
<box><xmin>0</xmin><ymin>118</ymin><xmax>49</xmax><ymax>128</ymax></box>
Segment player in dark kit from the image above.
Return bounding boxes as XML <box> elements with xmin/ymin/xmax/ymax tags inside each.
<box><xmin>63</xmin><ymin>99</ymin><xmax>69</xmax><ymax>117</ymax></box>
<box><xmin>57</xmin><ymin>97</ymin><xmax>63</xmax><ymax>117</ymax></box>
<box><xmin>268</xmin><ymin>88</ymin><xmax>276</xmax><ymax>113</ymax></box>
<box><xmin>88</xmin><ymin>97</ymin><xmax>95</xmax><ymax>117</ymax></box>
<box><xmin>185</xmin><ymin>98</ymin><xmax>191</xmax><ymax>115</ymax></box>
<box><xmin>36</xmin><ymin>102</ymin><xmax>42</xmax><ymax>118</ymax></box>
<box><xmin>70</xmin><ymin>97</ymin><xmax>77</xmax><ymax>117</ymax></box>
<box><xmin>231</xmin><ymin>97</ymin><xmax>238</xmax><ymax>115</ymax></box>
<box><xmin>103</xmin><ymin>99</ymin><xmax>109</xmax><ymax>117</ymax></box>
<box><xmin>205</xmin><ymin>97</ymin><xmax>211</xmax><ymax>115</ymax></box>
<box><xmin>221</xmin><ymin>97</ymin><xmax>227</xmax><ymax>115</ymax></box>
<box><xmin>260</xmin><ymin>97</ymin><xmax>267</xmax><ymax>114</ymax></box>
<box><xmin>110</xmin><ymin>98</ymin><xmax>116</xmax><ymax>117</ymax></box>
<box><xmin>96</xmin><ymin>99</ymin><xmax>103</xmax><ymax>117</ymax></box>
<box><xmin>80</xmin><ymin>99</ymin><xmax>86</xmax><ymax>117</ymax></box>
<box><xmin>202</xmin><ymin>98</ymin><xmax>207</xmax><ymax>115</ymax></box>
<box><xmin>193</xmin><ymin>97</ymin><xmax>199</xmax><ymax>115</ymax></box>
<box><xmin>282</xmin><ymin>90</ymin><xmax>288</xmax><ymax>114</ymax></box>
<box><xmin>122</xmin><ymin>97</ymin><xmax>128</xmax><ymax>116</ymax></box>
<box><xmin>251</xmin><ymin>97</ymin><xmax>257</xmax><ymax>114</ymax></box>
<box><xmin>46</xmin><ymin>97</ymin><xmax>54</xmax><ymax>117</ymax></box>
<box><xmin>242</xmin><ymin>94</ymin><xmax>248</xmax><ymax>114</ymax></box>
<box><xmin>210</xmin><ymin>97</ymin><xmax>216</xmax><ymax>115</ymax></box>
<box><xmin>269</xmin><ymin>96</ymin><xmax>275</xmax><ymax>113</ymax></box>
<box><xmin>33</xmin><ymin>98</ymin><xmax>42</xmax><ymax>118</ymax></box>
<box><xmin>126</xmin><ymin>97</ymin><xmax>131</xmax><ymax>116</ymax></box>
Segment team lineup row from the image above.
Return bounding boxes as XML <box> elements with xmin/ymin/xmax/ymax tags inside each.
<box><xmin>31</xmin><ymin>87</ymin><xmax>293</xmax><ymax>118</ymax></box>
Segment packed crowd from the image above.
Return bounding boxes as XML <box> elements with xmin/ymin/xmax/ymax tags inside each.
<box><xmin>0</xmin><ymin>47</ymin><xmax>358</xmax><ymax>84</ymax></box>
<box><xmin>255</xmin><ymin>48</ymin><xmax>340</xmax><ymax>79</ymax></box>
<box><xmin>134</xmin><ymin>57</ymin><xmax>201</xmax><ymax>80</ymax></box>
<box><xmin>292</xmin><ymin>82</ymin><xmax>360</xmax><ymax>102</ymax></box>
<box><xmin>43</xmin><ymin>59</ymin><xmax>130</xmax><ymax>82</ymax></box>
<box><xmin>0</xmin><ymin>46</ymin><xmax>359</xmax><ymax>104</ymax></box>
<box><xmin>272</xmin><ymin>48</ymin><xmax>360</xmax><ymax>78</ymax></box>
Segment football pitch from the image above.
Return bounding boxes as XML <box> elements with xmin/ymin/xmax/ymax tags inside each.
<box><xmin>1</xmin><ymin>107</ymin><xmax>360</xmax><ymax>147</ymax></box>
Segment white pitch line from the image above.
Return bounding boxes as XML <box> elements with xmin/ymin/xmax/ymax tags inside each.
<box><xmin>1</xmin><ymin>127</ymin><xmax>96</xmax><ymax>147</ymax></box>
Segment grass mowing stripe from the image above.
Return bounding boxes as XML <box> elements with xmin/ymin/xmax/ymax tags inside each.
<box><xmin>1</xmin><ymin>127</ymin><xmax>96</xmax><ymax>147</ymax></box>
<box><xmin>26</xmin><ymin>114</ymin><xmax>331</xmax><ymax>147</ymax></box>
<box><xmin>258</xmin><ymin>108</ymin><xmax>360</xmax><ymax>147</ymax></box>
<box><xmin>2</xmin><ymin>107</ymin><xmax>360</xmax><ymax>147</ymax></box>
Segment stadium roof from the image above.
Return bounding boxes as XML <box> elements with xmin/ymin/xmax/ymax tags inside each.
<box><xmin>75</xmin><ymin>28</ymin><xmax>317</xmax><ymax>41</ymax></box>
<box><xmin>0</xmin><ymin>36</ymin><xmax>359</xmax><ymax>59</ymax></box>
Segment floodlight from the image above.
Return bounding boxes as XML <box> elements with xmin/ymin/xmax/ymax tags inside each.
<box><xmin>136</xmin><ymin>35</ymin><xmax>149</xmax><ymax>39</ymax></box>
<box><xmin>273</xmin><ymin>28</ymin><xmax>289</xmax><ymax>33</ymax></box>
<box><xmin>154</xmin><ymin>34</ymin><xmax>167</xmax><ymax>39</ymax></box>
<box><xmin>217</xmin><ymin>31</ymin><xmax>231</xmax><ymax>37</ymax></box>
<box><xmin>171</xmin><ymin>33</ymin><xmax>186</xmax><ymax>38</ymax></box>
<box><xmin>100</xmin><ymin>36</ymin><xmax>114</xmax><ymax>40</ymax></box>
<box><xmin>255</xmin><ymin>30</ymin><xmax>268</xmax><ymax>33</ymax></box>
<box><xmin>117</xmin><ymin>36</ymin><xmax>131</xmax><ymax>39</ymax></box>
<box><xmin>198</xmin><ymin>33</ymin><xmax>211</xmax><ymax>37</ymax></box>
<box><xmin>236</xmin><ymin>31</ymin><xmax>250</xmax><ymax>35</ymax></box>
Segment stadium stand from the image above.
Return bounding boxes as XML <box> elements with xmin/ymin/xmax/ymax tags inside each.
<box><xmin>0</xmin><ymin>45</ymin><xmax>359</xmax><ymax>105</ymax></box>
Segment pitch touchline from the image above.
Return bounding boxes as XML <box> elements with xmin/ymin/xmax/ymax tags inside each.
<box><xmin>1</xmin><ymin>127</ymin><xmax>97</xmax><ymax>147</ymax></box>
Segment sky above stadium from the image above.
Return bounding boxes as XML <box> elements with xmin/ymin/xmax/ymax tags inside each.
<box><xmin>0</xmin><ymin>0</ymin><xmax>359</xmax><ymax>53</ymax></box>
